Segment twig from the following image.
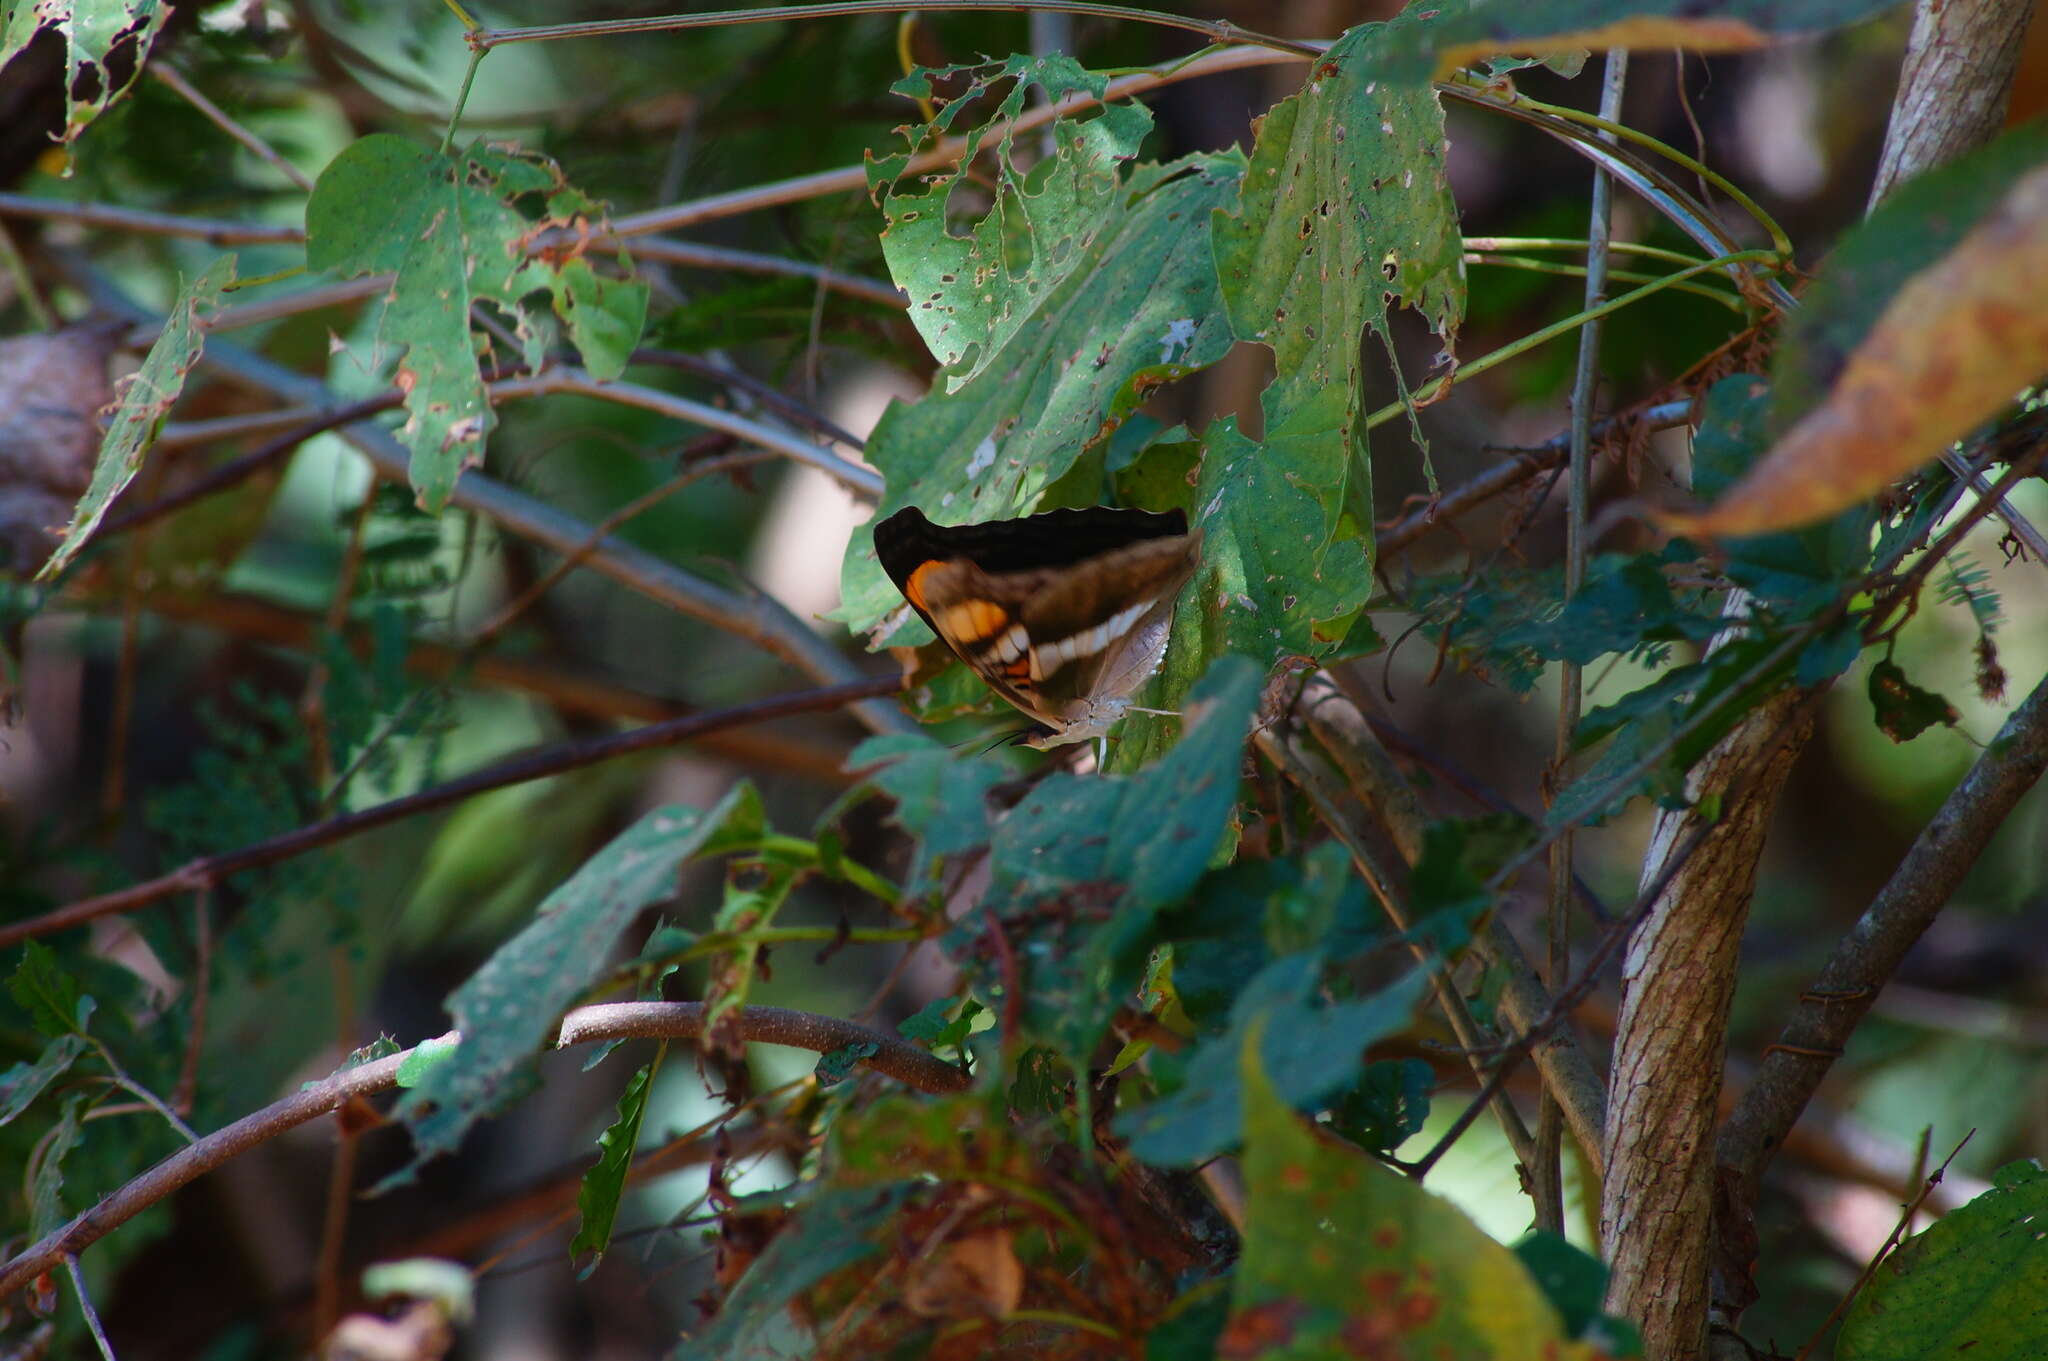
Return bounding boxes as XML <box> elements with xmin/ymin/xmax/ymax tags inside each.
<box><xmin>0</xmin><ymin>675</ymin><xmax>901</xmax><ymax>951</ymax></box>
<box><xmin>1539</xmin><ymin>48</ymin><xmax>1628</xmax><ymax>1239</ymax></box>
<box><xmin>1376</xmin><ymin>400</ymin><xmax>1692</xmax><ymax>554</ymax></box>
<box><xmin>149</xmin><ymin>65</ymin><xmax>315</xmax><ymax>192</ymax></box>
<box><xmin>1718</xmin><ymin>667</ymin><xmax>2048</xmax><ymax>1191</ymax></box>
<box><xmin>629</xmin><ymin>237</ymin><xmax>906</xmax><ymax>309</ymax></box>
<box><xmin>468</xmin><ymin>2</ymin><xmax>1323</xmax><ymax>59</ymax></box>
<box><xmin>1789</xmin><ymin>1132</ymin><xmax>1973</xmax><ymax>1361</ymax></box>
<box><xmin>0</xmin><ymin>999</ymin><xmax>967</xmax><ymax>1299</ymax></box>
<box><xmin>65</xmin><ymin>1256</ymin><xmax>119</xmax><ymax>1361</ymax></box>
<box><xmin>0</xmin><ymin>193</ymin><xmax>303</xmax><ymax>244</ymax></box>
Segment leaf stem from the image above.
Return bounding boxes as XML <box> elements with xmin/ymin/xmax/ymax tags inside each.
<box><xmin>442</xmin><ymin>47</ymin><xmax>486</xmax><ymax>153</ymax></box>
<box><xmin>1463</xmin><ymin>253</ymin><xmax>1744</xmax><ymax>311</ymax></box>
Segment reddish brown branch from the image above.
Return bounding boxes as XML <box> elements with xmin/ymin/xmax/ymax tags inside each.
<box><xmin>0</xmin><ymin>1000</ymin><xmax>966</xmax><ymax>1300</ymax></box>
<box><xmin>0</xmin><ymin>676</ymin><xmax>900</xmax><ymax>952</ymax></box>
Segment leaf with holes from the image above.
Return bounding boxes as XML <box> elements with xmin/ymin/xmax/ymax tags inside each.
<box><xmin>839</xmin><ymin>151</ymin><xmax>1245</xmax><ymax>643</ymax></box>
<box><xmin>0</xmin><ymin>0</ymin><xmax>173</xmax><ymax>151</ymax></box>
<box><xmin>38</xmin><ymin>255</ymin><xmax>234</xmax><ymax>581</ymax></box>
<box><xmin>306</xmin><ymin>135</ymin><xmax>646</xmax><ymax>511</ymax></box>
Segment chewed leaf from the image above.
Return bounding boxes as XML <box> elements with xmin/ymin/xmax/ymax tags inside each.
<box><xmin>0</xmin><ymin>0</ymin><xmax>173</xmax><ymax>155</ymax></box>
<box><xmin>1671</xmin><ymin>158</ymin><xmax>2048</xmax><ymax>536</ymax></box>
<box><xmin>306</xmin><ymin>135</ymin><xmax>646</xmax><ymax>511</ymax></box>
<box><xmin>875</xmin><ymin>54</ymin><xmax>1150</xmax><ymax>390</ymax></box>
<box><xmin>839</xmin><ymin>152</ymin><xmax>1244</xmax><ymax>640</ymax></box>
<box><xmin>1356</xmin><ymin>0</ymin><xmax>1901</xmax><ymax>81</ymax></box>
<box><xmin>39</xmin><ymin>255</ymin><xmax>235</xmax><ymax>582</ymax></box>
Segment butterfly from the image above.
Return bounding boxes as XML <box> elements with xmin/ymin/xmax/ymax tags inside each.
<box><xmin>873</xmin><ymin>504</ymin><xmax>1203</xmax><ymax>751</ymax></box>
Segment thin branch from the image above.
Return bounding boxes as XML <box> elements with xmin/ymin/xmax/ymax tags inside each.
<box><xmin>629</xmin><ymin>237</ymin><xmax>906</xmax><ymax>309</ymax></box>
<box><xmin>1539</xmin><ymin>48</ymin><xmax>1628</xmax><ymax>1239</ymax></box>
<box><xmin>0</xmin><ymin>1000</ymin><xmax>966</xmax><ymax>1299</ymax></box>
<box><xmin>65</xmin><ymin>1257</ymin><xmax>118</xmax><ymax>1361</ymax></box>
<box><xmin>128</xmin><ymin>589</ymin><xmax>857</xmax><ymax>782</ymax></box>
<box><xmin>149</xmin><ymin>64</ymin><xmax>315</xmax><ymax>192</ymax></box>
<box><xmin>468</xmin><ymin>2</ymin><xmax>1322</xmax><ymax>59</ymax></box>
<box><xmin>0</xmin><ymin>193</ymin><xmax>303</xmax><ymax>245</ymax></box>
<box><xmin>1718</xmin><ymin>668</ymin><xmax>2048</xmax><ymax>1192</ymax></box>
<box><xmin>1257</xmin><ymin>727</ymin><xmax>1540</xmax><ymax>1172</ymax></box>
<box><xmin>0</xmin><ymin>676</ymin><xmax>901</xmax><ymax>952</ymax></box>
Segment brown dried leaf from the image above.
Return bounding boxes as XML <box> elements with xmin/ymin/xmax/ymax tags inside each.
<box><xmin>903</xmin><ymin>1227</ymin><xmax>1024</xmax><ymax>1320</ymax></box>
<box><xmin>1671</xmin><ymin>162</ymin><xmax>2048</xmax><ymax>537</ymax></box>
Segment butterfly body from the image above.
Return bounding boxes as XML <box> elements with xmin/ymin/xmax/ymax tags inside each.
<box><xmin>873</xmin><ymin>505</ymin><xmax>1203</xmax><ymax>749</ymax></box>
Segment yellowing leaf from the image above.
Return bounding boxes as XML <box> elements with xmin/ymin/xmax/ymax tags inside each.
<box><xmin>1228</xmin><ymin>1027</ymin><xmax>1605</xmax><ymax>1359</ymax></box>
<box><xmin>1672</xmin><ymin>162</ymin><xmax>2048</xmax><ymax>536</ymax></box>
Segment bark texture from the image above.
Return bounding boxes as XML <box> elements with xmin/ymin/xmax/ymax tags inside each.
<box><xmin>1600</xmin><ymin>693</ymin><xmax>1810</xmax><ymax>1361</ymax></box>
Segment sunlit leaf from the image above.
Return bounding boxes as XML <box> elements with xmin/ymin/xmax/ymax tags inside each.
<box><xmin>38</xmin><ymin>255</ymin><xmax>234</xmax><ymax>581</ymax></box>
<box><xmin>1839</xmin><ymin>1160</ymin><xmax>2048</xmax><ymax>1361</ymax></box>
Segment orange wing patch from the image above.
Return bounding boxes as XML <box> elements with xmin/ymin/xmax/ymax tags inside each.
<box><xmin>935</xmin><ymin>598</ymin><xmax>1010</xmax><ymax>646</ymax></box>
<box><xmin>903</xmin><ymin>560</ymin><xmax>944</xmax><ymax>611</ymax></box>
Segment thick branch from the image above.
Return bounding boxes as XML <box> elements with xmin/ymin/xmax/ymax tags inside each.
<box><xmin>0</xmin><ymin>676</ymin><xmax>899</xmax><ymax>951</ymax></box>
<box><xmin>0</xmin><ymin>1000</ymin><xmax>966</xmax><ymax>1300</ymax></box>
<box><xmin>1868</xmin><ymin>0</ymin><xmax>2036</xmax><ymax>208</ymax></box>
<box><xmin>1718</xmin><ymin>669</ymin><xmax>2048</xmax><ymax>1191</ymax></box>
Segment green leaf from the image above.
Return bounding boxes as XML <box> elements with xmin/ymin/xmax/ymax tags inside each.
<box><xmin>1227</xmin><ymin>1031</ymin><xmax>1586</xmax><ymax>1358</ymax></box>
<box><xmin>570</xmin><ymin>1058</ymin><xmax>656</xmax><ymax>1269</ymax></box>
<box><xmin>1353</xmin><ymin>0</ymin><xmax>1905</xmax><ymax>82</ymax></box>
<box><xmin>30</xmin><ymin>1090</ymin><xmax>87</xmax><ymax>1240</ymax></box>
<box><xmin>1839</xmin><ymin>1160</ymin><xmax>2048</xmax><ymax>1361</ymax></box>
<box><xmin>1869</xmin><ymin>660</ymin><xmax>1959</xmax><ymax>743</ymax></box>
<box><xmin>392</xmin><ymin>789</ymin><xmax>753</xmax><ymax>1173</ymax></box>
<box><xmin>853</xmin><ymin>732</ymin><xmax>1007</xmax><ymax>889</ymax></box>
<box><xmin>1328</xmin><ymin>1058</ymin><xmax>1434</xmax><ymax>1155</ymax></box>
<box><xmin>0</xmin><ymin>0</ymin><xmax>172</xmax><ymax>151</ymax></box>
<box><xmin>814</xmin><ymin>1041</ymin><xmax>879</xmax><ymax>1086</ymax></box>
<box><xmin>0</xmin><ymin>1033</ymin><xmax>88</xmax><ymax>1125</ymax></box>
<box><xmin>1511</xmin><ymin>1232</ymin><xmax>1609</xmax><ymax>1338</ymax></box>
<box><xmin>8</xmin><ymin>941</ymin><xmax>89</xmax><ymax>1039</ymax></box>
<box><xmin>1212</xmin><ymin>12</ymin><xmax>1463</xmax><ymax>469</ymax></box>
<box><xmin>839</xmin><ymin>148</ymin><xmax>1245</xmax><ymax>642</ymax></box>
<box><xmin>38</xmin><ymin>255</ymin><xmax>234</xmax><ymax>581</ymax></box>
<box><xmin>897</xmin><ymin>997</ymin><xmax>982</xmax><ymax>1064</ymax></box>
<box><xmin>1774</xmin><ymin>123</ymin><xmax>2048</xmax><ymax>430</ymax></box>
<box><xmin>971</xmin><ymin>656</ymin><xmax>1261</xmax><ymax>1060</ymax></box>
<box><xmin>876</xmin><ymin>54</ymin><xmax>1154</xmax><ymax>390</ymax></box>
<box><xmin>1007</xmin><ymin>1047</ymin><xmax>1064</xmax><ymax>1114</ymax></box>
<box><xmin>1118</xmin><ymin>954</ymin><xmax>1428</xmax><ymax>1166</ymax></box>
<box><xmin>306</xmin><ymin>135</ymin><xmax>646</xmax><ymax>511</ymax></box>
<box><xmin>395</xmin><ymin>1036</ymin><xmax>458</xmax><ymax>1089</ymax></box>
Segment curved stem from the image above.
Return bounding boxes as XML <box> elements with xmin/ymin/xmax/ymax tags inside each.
<box><xmin>1364</xmin><ymin>250</ymin><xmax>1778</xmax><ymax>431</ymax></box>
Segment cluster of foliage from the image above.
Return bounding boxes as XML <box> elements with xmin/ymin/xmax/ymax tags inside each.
<box><xmin>1</xmin><ymin>0</ymin><xmax>2046</xmax><ymax>1358</ymax></box>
